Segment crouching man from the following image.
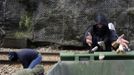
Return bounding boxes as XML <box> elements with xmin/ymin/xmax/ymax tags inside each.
<box><xmin>83</xmin><ymin>13</ymin><xmax>129</xmax><ymax>52</ymax></box>
<box><xmin>8</xmin><ymin>49</ymin><xmax>42</xmax><ymax>69</ymax></box>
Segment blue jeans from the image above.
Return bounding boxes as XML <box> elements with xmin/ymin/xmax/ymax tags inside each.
<box><xmin>28</xmin><ymin>54</ymin><xmax>42</xmax><ymax>69</ymax></box>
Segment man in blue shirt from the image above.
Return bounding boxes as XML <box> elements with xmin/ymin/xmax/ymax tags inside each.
<box><xmin>8</xmin><ymin>49</ymin><xmax>42</xmax><ymax>69</ymax></box>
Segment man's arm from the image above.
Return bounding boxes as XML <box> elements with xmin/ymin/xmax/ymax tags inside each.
<box><xmin>85</xmin><ymin>32</ymin><xmax>92</xmax><ymax>47</ymax></box>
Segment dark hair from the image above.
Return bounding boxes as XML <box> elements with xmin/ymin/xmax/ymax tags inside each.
<box><xmin>8</xmin><ymin>52</ymin><xmax>18</xmax><ymax>61</ymax></box>
<box><xmin>94</xmin><ymin>13</ymin><xmax>108</xmax><ymax>26</ymax></box>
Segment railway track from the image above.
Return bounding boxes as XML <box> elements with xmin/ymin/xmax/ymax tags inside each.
<box><xmin>0</xmin><ymin>48</ymin><xmax>60</xmax><ymax>75</ymax></box>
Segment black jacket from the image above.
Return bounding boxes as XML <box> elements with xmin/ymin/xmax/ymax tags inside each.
<box><xmin>83</xmin><ymin>24</ymin><xmax>118</xmax><ymax>51</ymax></box>
<box><xmin>83</xmin><ymin>13</ymin><xmax>118</xmax><ymax>51</ymax></box>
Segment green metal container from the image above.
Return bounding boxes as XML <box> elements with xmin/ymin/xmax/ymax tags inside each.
<box><xmin>60</xmin><ymin>51</ymin><xmax>134</xmax><ymax>61</ymax></box>
<box><xmin>47</xmin><ymin>51</ymin><xmax>134</xmax><ymax>75</ymax></box>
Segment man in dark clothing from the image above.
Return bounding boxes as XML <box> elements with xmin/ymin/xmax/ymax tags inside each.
<box><xmin>83</xmin><ymin>13</ymin><xmax>129</xmax><ymax>52</ymax></box>
<box><xmin>8</xmin><ymin>49</ymin><xmax>42</xmax><ymax>69</ymax></box>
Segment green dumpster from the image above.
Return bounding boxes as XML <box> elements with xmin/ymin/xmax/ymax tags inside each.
<box><xmin>47</xmin><ymin>51</ymin><xmax>134</xmax><ymax>75</ymax></box>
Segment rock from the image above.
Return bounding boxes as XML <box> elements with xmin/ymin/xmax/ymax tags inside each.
<box><xmin>12</xmin><ymin>65</ymin><xmax>44</xmax><ymax>75</ymax></box>
<box><xmin>0</xmin><ymin>0</ymin><xmax>134</xmax><ymax>47</ymax></box>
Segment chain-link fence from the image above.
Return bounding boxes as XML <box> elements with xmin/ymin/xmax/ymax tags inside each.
<box><xmin>1</xmin><ymin>0</ymin><xmax>134</xmax><ymax>47</ymax></box>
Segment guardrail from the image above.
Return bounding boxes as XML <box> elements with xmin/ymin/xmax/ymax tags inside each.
<box><xmin>60</xmin><ymin>51</ymin><xmax>134</xmax><ymax>61</ymax></box>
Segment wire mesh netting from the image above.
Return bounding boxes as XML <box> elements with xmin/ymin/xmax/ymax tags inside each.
<box><xmin>0</xmin><ymin>0</ymin><xmax>134</xmax><ymax>46</ymax></box>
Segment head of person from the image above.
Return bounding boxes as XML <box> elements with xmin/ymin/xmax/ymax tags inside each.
<box><xmin>95</xmin><ymin>13</ymin><xmax>108</xmax><ymax>27</ymax></box>
<box><xmin>94</xmin><ymin>13</ymin><xmax>110</xmax><ymax>35</ymax></box>
<box><xmin>8</xmin><ymin>51</ymin><xmax>18</xmax><ymax>61</ymax></box>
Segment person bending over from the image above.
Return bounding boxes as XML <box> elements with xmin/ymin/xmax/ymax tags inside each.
<box><xmin>8</xmin><ymin>49</ymin><xmax>42</xmax><ymax>69</ymax></box>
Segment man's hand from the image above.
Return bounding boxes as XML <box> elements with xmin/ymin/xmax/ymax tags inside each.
<box><xmin>116</xmin><ymin>34</ymin><xmax>129</xmax><ymax>48</ymax></box>
<box><xmin>86</xmin><ymin>32</ymin><xmax>92</xmax><ymax>46</ymax></box>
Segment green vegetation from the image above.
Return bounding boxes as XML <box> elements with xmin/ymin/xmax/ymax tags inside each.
<box><xmin>14</xmin><ymin>31</ymin><xmax>32</xmax><ymax>39</ymax></box>
<box><xmin>15</xmin><ymin>0</ymin><xmax>38</xmax><ymax>39</ymax></box>
<box><xmin>19</xmin><ymin>15</ymin><xmax>32</xmax><ymax>31</ymax></box>
<box><xmin>14</xmin><ymin>14</ymin><xmax>33</xmax><ymax>39</ymax></box>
